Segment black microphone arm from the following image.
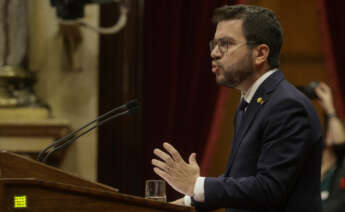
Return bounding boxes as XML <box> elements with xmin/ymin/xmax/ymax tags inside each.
<box><xmin>36</xmin><ymin>99</ymin><xmax>139</xmax><ymax>163</ymax></box>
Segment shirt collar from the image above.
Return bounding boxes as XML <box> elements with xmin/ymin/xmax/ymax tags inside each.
<box><xmin>241</xmin><ymin>69</ymin><xmax>277</xmax><ymax>103</ymax></box>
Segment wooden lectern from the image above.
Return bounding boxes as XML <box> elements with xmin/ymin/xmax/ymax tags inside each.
<box><xmin>0</xmin><ymin>151</ymin><xmax>195</xmax><ymax>212</ymax></box>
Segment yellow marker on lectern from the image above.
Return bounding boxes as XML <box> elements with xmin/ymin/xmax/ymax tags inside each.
<box><xmin>14</xmin><ymin>195</ymin><xmax>27</xmax><ymax>208</ymax></box>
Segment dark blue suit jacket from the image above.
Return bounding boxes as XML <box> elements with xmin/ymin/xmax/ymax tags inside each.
<box><xmin>194</xmin><ymin>71</ymin><xmax>323</xmax><ymax>212</ymax></box>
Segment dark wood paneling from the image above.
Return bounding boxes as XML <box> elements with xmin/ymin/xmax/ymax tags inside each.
<box><xmin>98</xmin><ymin>0</ymin><xmax>144</xmax><ymax>196</ymax></box>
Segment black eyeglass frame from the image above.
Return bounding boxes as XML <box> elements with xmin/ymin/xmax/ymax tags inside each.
<box><xmin>209</xmin><ymin>38</ymin><xmax>257</xmax><ymax>55</ymax></box>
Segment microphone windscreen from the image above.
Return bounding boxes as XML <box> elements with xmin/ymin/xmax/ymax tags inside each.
<box><xmin>126</xmin><ymin>99</ymin><xmax>140</xmax><ymax>113</ymax></box>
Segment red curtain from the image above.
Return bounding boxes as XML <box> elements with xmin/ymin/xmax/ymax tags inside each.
<box><xmin>143</xmin><ymin>0</ymin><xmax>229</xmax><ymax>200</ymax></box>
<box><xmin>200</xmin><ymin>0</ymin><xmax>248</xmax><ymax>176</ymax></box>
<box><xmin>317</xmin><ymin>0</ymin><xmax>345</xmax><ymax>118</ymax></box>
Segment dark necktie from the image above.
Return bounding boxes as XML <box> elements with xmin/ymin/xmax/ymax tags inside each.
<box><xmin>225</xmin><ymin>99</ymin><xmax>249</xmax><ymax>173</ymax></box>
<box><xmin>239</xmin><ymin>99</ymin><xmax>248</xmax><ymax>112</ymax></box>
<box><xmin>236</xmin><ymin>99</ymin><xmax>248</xmax><ymax>134</ymax></box>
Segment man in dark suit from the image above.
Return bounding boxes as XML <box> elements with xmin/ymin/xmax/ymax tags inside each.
<box><xmin>151</xmin><ymin>5</ymin><xmax>323</xmax><ymax>212</ymax></box>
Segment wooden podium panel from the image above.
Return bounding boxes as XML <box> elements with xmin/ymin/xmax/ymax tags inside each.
<box><xmin>0</xmin><ymin>152</ymin><xmax>194</xmax><ymax>212</ymax></box>
<box><xmin>0</xmin><ymin>151</ymin><xmax>116</xmax><ymax>192</ymax></box>
<box><xmin>0</xmin><ymin>179</ymin><xmax>192</xmax><ymax>212</ymax></box>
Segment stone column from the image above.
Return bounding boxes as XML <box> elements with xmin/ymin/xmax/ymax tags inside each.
<box><xmin>0</xmin><ymin>0</ymin><xmax>28</xmax><ymax>66</ymax></box>
<box><xmin>0</xmin><ymin>0</ymin><xmax>38</xmax><ymax>107</ymax></box>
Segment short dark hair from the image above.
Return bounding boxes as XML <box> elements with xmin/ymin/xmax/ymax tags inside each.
<box><xmin>212</xmin><ymin>5</ymin><xmax>283</xmax><ymax>69</ymax></box>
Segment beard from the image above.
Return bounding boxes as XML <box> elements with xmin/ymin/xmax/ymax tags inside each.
<box><xmin>214</xmin><ymin>51</ymin><xmax>254</xmax><ymax>88</ymax></box>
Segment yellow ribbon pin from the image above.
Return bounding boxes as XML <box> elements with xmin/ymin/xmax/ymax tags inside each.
<box><xmin>257</xmin><ymin>97</ymin><xmax>264</xmax><ymax>104</ymax></box>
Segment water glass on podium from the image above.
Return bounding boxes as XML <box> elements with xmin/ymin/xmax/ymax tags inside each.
<box><xmin>145</xmin><ymin>180</ymin><xmax>167</xmax><ymax>202</ymax></box>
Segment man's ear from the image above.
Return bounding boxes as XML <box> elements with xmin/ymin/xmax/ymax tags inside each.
<box><xmin>253</xmin><ymin>44</ymin><xmax>270</xmax><ymax>66</ymax></box>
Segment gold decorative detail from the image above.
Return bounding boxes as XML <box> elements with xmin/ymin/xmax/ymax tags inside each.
<box><xmin>0</xmin><ymin>66</ymin><xmax>31</xmax><ymax>79</ymax></box>
<box><xmin>0</xmin><ymin>66</ymin><xmax>37</xmax><ymax>107</ymax></box>
<box><xmin>257</xmin><ymin>97</ymin><xmax>264</xmax><ymax>104</ymax></box>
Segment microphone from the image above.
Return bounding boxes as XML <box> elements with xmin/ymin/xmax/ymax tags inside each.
<box><xmin>37</xmin><ymin>99</ymin><xmax>139</xmax><ymax>163</ymax></box>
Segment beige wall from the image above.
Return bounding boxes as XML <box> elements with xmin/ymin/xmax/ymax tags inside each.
<box><xmin>28</xmin><ymin>1</ymin><xmax>99</xmax><ymax>181</ymax></box>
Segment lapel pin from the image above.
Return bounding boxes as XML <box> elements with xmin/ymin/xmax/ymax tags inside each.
<box><xmin>257</xmin><ymin>97</ymin><xmax>264</xmax><ymax>104</ymax></box>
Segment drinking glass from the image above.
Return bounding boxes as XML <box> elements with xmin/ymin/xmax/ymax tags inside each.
<box><xmin>145</xmin><ymin>180</ymin><xmax>167</xmax><ymax>202</ymax></box>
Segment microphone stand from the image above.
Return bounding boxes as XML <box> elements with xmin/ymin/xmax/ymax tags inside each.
<box><xmin>37</xmin><ymin>99</ymin><xmax>139</xmax><ymax>163</ymax></box>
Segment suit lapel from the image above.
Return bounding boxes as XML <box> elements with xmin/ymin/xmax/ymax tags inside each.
<box><xmin>225</xmin><ymin>71</ymin><xmax>285</xmax><ymax>174</ymax></box>
<box><xmin>237</xmin><ymin>89</ymin><xmax>268</xmax><ymax>144</ymax></box>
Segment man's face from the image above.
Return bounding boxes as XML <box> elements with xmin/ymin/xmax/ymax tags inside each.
<box><xmin>210</xmin><ymin>19</ymin><xmax>255</xmax><ymax>89</ymax></box>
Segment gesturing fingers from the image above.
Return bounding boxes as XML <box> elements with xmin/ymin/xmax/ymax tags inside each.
<box><xmin>152</xmin><ymin>159</ymin><xmax>170</xmax><ymax>172</ymax></box>
<box><xmin>153</xmin><ymin>167</ymin><xmax>170</xmax><ymax>182</ymax></box>
<box><xmin>163</xmin><ymin>142</ymin><xmax>183</xmax><ymax>162</ymax></box>
<box><xmin>152</xmin><ymin>143</ymin><xmax>201</xmax><ymax>196</ymax></box>
<box><xmin>153</xmin><ymin>148</ymin><xmax>174</xmax><ymax>165</ymax></box>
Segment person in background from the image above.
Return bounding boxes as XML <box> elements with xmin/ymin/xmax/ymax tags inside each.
<box><xmin>316</xmin><ymin>82</ymin><xmax>345</xmax><ymax>212</ymax></box>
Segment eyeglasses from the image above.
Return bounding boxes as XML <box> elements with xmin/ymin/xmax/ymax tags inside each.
<box><xmin>209</xmin><ymin>38</ymin><xmax>256</xmax><ymax>55</ymax></box>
